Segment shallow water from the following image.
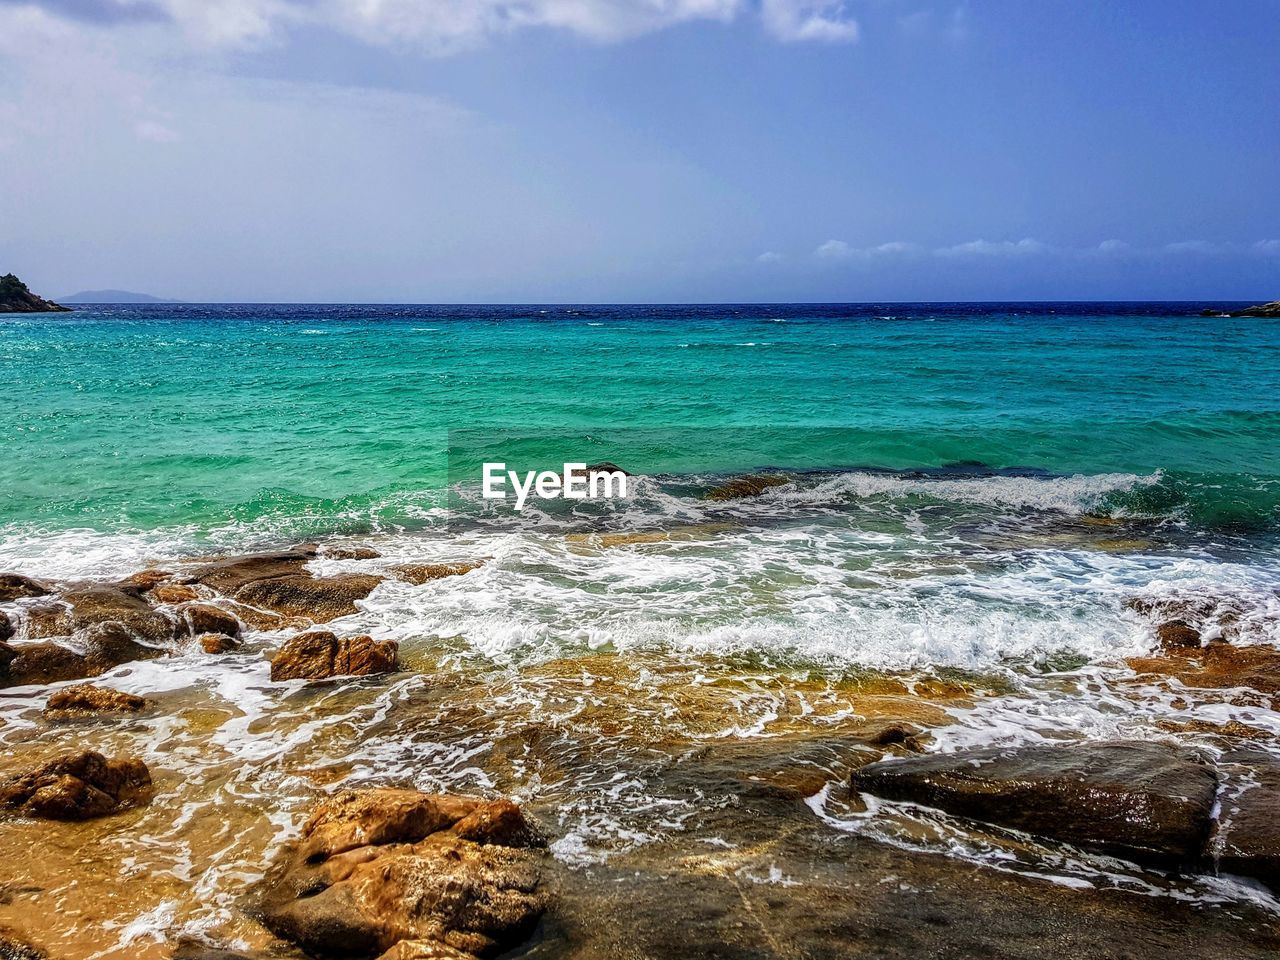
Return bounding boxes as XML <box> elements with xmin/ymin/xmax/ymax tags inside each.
<box><xmin>1</xmin><ymin>303</ymin><xmax>1279</xmax><ymax>955</ymax></box>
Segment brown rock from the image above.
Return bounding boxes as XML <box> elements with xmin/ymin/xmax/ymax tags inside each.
<box><xmin>44</xmin><ymin>683</ymin><xmax>147</xmax><ymax>715</ymax></box>
<box><xmin>321</xmin><ymin>544</ymin><xmax>383</xmax><ymax>560</ymax></box>
<box><xmin>704</xmin><ymin>474</ymin><xmax>790</xmax><ymax>501</ymax></box>
<box><xmin>1156</xmin><ymin>619</ymin><xmax>1202</xmax><ymax>650</ymax></box>
<box><xmin>24</xmin><ymin>587</ymin><xmax>174</xmax><ymax>644</ymax></box>
<box><xmin>0</xmin><ymin>750</ymin><xmax>152</xmax><ymax>820</ymax></box>
<box><xmin>117</xmin><ymin>569</ymin><xmax>172</xmax><ymax>592</ymax></box>
<box><xmin>1129</xmin><ymin>643</ymin><xmax>1280</xmax><ymax>699</ymax></box>
<box><xmin>174</xmin><ymin>602</ymin><xmax>241</xmax><ymax>640</ymax></box>
<box><xmin>377</xmin><ymin>941</ymin><xmax>476</xmax><ymax>960</ymax></box>
<box><xmin>1</xmin><ymin>641</ymin><xmax>91</xmax><ymax>686</ymax></box>
<box><xmin>0</xmin><ymin>574</ymin><xmax>51</xmax><ymax>602</ymax></box>
<box><xmin>185</xmin><ymin>546</ymin><xmax>318</xmax><ymax>594</ymax></box>
<box><xmin>258</xmin><ymin>789</ymin><xmax>545</xmax><ymax>959</ymax></box>
<box><xmin>0</xmin><ymin>611</ymin><xmax>12</xmax><ymax>644</ymax></box>
<box><xmin>148</xmin><ymin>583</ymin><xmax>201</xmax><ymax>604</ymax></box>
<box><xmin>197</xmin><ymin>632</ymin><xmax>242</xmax><ymax>654</ymax></box>
<box><xmin>270</xmin><ymin>631</ymin><xmax>398</xmax><ymax>681</ymax></box>
<box><xmin>234</xmin><ymin>573</ymin><xmax>382</xmax><ymax>622</ymax></box>
<box><xmin>853</xmin><ymin>740</ymin><xmax>1218</xmax><ymax>867</ymax></box>
<box><xmin>392</xmin><ymin>562</ymin><xmax>482</xmax><ymax>585</ymax></box>
<box><xmin>1210</xmin><ymin>747</ymin><xmax>1280</xmax><ymax>890</ymax></box>
<box><xmin>0</xmin><ymin>927</ymin><xmax>48</xmax><ymax>960</ymax></box>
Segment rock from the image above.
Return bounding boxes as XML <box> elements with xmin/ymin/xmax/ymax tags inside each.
<box><xmin>377</xmin><ymin>941</ymin><xmax>476</xmax><ymax>960</ymax></box>
<box><xmin>1209</xmin><ymin>300</ymin><xmax>1280</xmax><ymax>318</ymax></box>
<box><xmin>0</xmin><ymin>750</ymin><xmax>152</xmax><ymax>820</ymax></box>
<box><xmin>44</xmin><ymin>683</ymin><xmax>147</xmax><ymax>715</ymax></box>
<box><xmin>0</xmin><ymin>574</ymin><xmax>50</xmax><ymax>602</ymax></box>
<box><xmin>1129</xmin><ymin>643</ymin><xmax>1280</xmax><ymax>700</ymax></box>
<box><xmin>1208</xmin><ymin>747</ymin><xmax>1280</xmax><ymax>890</ymax></box>
<box><xmin>392</xmin><ymin>562</ymin><xmax>482</xmax><ymax>585</ymax></box>
<box><xmin>24</xmin><ymin>586</ymin><xmax>174</xmax><ymax>644</ymax></box>
<box><xmin>270</xmin><ymin>631</ymin><xmax>398</xmax><ymax>681</ymax></box>
<box><xmin>185</xmin><ymin>545</ymin><xmax>318</xmax><ymax>594</ymax></box>
<box><xmin>321</xmin><ymin>544</ymin><xmax>383</xmax><ymax>560</ymax></box>
<box><xmin>257</xmin><ymin>789</ymin><xmax>546</xmax><ymax>959</ymax></box>
<box><xmin>0</xmin><ymin>927</ymin><xmax>48</xmax><ymax>960</ymax></box>
<box><xmin>1156</xmin><ymin>619</ymin><xmax>1202</xmax><ymax>649</ymax></box>
<box><xmin>852</xmin><ymin>740</ymin><xmax>1218</xmax><ymax>867</ymax></box>
<box><xmin>221</xmin><ymin>601</ymin><xmax>311</xmax><ymax>632</ymax></box>
<box><xmin>80</xmin><ymin>620</ymin><xmax>168</xmax><ymax>667</ymax></box>
<box><xmin>1</xmin><ymin>641</ymin><xmax>90</xmax><ymax>686</ymax></box>
<box><xmin>0</xmin><ymin>612</ymin><xmax>11</xmax><ymax>644</ymax></box>
<box><xmin>197</xmin><ymin>632</ymin><xmax>242</xmax><ymax>654</ymax></box>
<box><xmin>234</xmin><ymin>573</ymin><xmax>382</xmax><ymax>622</ymax></box>
<box><xmin>117</xmin><ymin>569</ymin><xmax>172</xmax><ymax>592</ymax></box>
<box><xmin>148</xmin><ymin>583</ymin><xmax>201</xmax><ymax>604</ymax></box>
<box><xmin>174</xmin><ymin>602</ymin><xmax>241</xmax><ymax>640</ymax></box>
<box><xmin>0</xmin><ymin>274</ymin><xmax>70</xmax><ymax>313</ymax></box>
<box><xmin>704</xmin><ymin>474</ymin><xmax>790</xmax><ymax>501</ymax></box>
<box><xmin>268</xmin><ymin>630</ymin><xmax>396</xmax><ymax>680</ymax></box>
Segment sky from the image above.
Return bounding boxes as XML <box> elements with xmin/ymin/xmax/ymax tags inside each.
<box><xmin>0</xmin><ymin>0</ymin><xmax>1277</xmax><ymax>303</ymax></box>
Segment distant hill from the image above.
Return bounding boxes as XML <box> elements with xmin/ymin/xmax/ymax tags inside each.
<box><xmin>59</xmin><ymin>289</ymin><xmax>182</xmax><ymax>304</ymax></box>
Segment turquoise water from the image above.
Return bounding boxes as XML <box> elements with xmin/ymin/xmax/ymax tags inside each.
<box><xmin>3</xmin><ymin>302</ymin><xmax>1279</xmax><ymax>542</ymax></box>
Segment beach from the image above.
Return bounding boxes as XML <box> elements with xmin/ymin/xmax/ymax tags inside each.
<box><xmin>2</xmin><ymin>302</ymin><xmax>1279</xmax><ymax>958</ymax></box>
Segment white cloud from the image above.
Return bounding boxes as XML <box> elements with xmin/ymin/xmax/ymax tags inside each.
<box><xmin>1252</xmin><ymin>239</ymin><xmax>1280</xmax><ymax>256</ymax></box>
<box><xmin>1095</xmin><ymin>239</ymin><xmax>1129</xmax><ymax>254</ymax></box>
<box><xmin>756</xmin><ymin>250</ymin><xmax>783</xmax><ymax>263</ymax></box>
<box><xmin>6</xmin><ymin>0</ymin><xmax>861</xmax><ymax>52</ymax></box>
<box><xmin>814</xmin><ymin>238</ymin><xmax>852</xmax><ymax>258</ymax></box>
<box><xmin>936</xmin><ymin>237</ymin><xmax>1047</xmax><ymax>257</ymax></box>
<box><xmin>761</xmin><ymin>0</ymin><xmax>857</xmax><ymax>43</ymax></box>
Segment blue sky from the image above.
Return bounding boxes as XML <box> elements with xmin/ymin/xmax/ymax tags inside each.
<box><xmin>1</xmin><ymin>0</ymin><xmax>1277</xmax><ymax>302</ymax></box>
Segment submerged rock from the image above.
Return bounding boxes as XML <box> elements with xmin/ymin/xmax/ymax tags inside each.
<box><xmin>0</xmin><ymin>927</ymin><xmax>48</xmax><ymax>960</ymax></box>
<box><xmin>185</xmin><ymin>545</ymin><xmax>318</xmax><ymax>594</ymax></box>
<box><xmin>257</xmin><ymin>788</ymin><xmax>546</xmax><ymax>959</ymax></box>
<box><xmin>704</xmin><ymin>474</ymin><xmax>790</xmax><ymax>501</ymax></box>
<box><xmin>320</xmin><ymin>544</ymin><xmax>383</xmax><ymax>560</ymax></box>
<box><xmin>269</xmin><ymin>630</ymin><xmax>398</xmax><ymax>681</ymax></box>
<box><xmin>1129</xmin><ymin>643</ymin><xmax>1280</xmax><ymax>700</ymax></box>
<box><xmin>148</xmin><ymin>583</ymin><xmax>201</xmax><ymax>604</ymax></box>
<box><xmin>44</xmin><ymin>683</ymin><xmax>147</xmax><ymax>715</ymax></box>
<box><xmin>0</xmin><ymin>750</ymin><xmax>152</xmax><ymax>820</ymax></box>
<box><xmin>233</xmin><ymin>573</ymin><xmax>383</xmax><ymax>622</ymax></box>
<box><xmin>392</xmin><ymin>562</ymin><xmax>482</xmax><ymax>585</ymax></box>
<box><xmin>852</xmin><ymin>740</ymin><xmax>1218</xmax><ymax>867</ymax></box>
<box><xmin>0</xmin><ymin>574</ymin><xmax>50</xmax><ymax>603</ymax></box>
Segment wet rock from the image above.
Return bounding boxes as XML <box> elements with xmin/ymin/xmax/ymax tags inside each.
<box><xmin>257</xmin><ymin>788</ymin><xmax>546</xmax><ymax>959</ymax></box>
<box><xmin>148</xmin><ymin>583</ymin><xmax>201</xmax><ymax>604</ymax></box>
<box><xmin>0</xmin><ymin>574</ymin><xmax>50</xmax><ymax>603</ymax></box>
<box><xmin>1209</xmin><ymin>747</ymin><xmax>1280</xmax><ymax>890</ymax></box>
<box><xmin>269</xmin><ymin>630</ymin><xmax>398</xmax><ymax>681</ymax></box>
<box><xmin>24</xmin><ymin>587</ymin><xmax>174</xmax><ymax>644</ymax></box>
<box><xmin>1156</xmin><ymin>619</ymin><xmax>1202</xmax><ymax>650</ymax></box>
<box><xmin>0</xmin><ymin>927</ymin><xmax>47</xmax><ymax>960</ymax></box>
<box><xmin>185</xmin><ymin>545</ymin><xmax>318</xmax><ymax>594</ymax></box>
<box><xmin>0</xmin><ymin>612</ymin><xmax>11</xmax><ymax>644</ymax></box>
<box><xmin>174</xmin><ymin>602</ymin><xmax>241</xmax><ymax>640</ymax></box>
<box><xmin>1129</xmin><ymin>643</ymin><xmax>1280</xmax><ymax>699</ymax></box>
<box><xmin>221</xmin><ymin>601</ymin><xmax>310</xmax><ymax>632</ymax></box>
<box><xmin>853</xmin><ymin>740</ymin><xmax>1218</xmax><ymax>867</ymax></box>
<box><xmin>197</xmin><ymin>632</ymin><xmax>242</xmax><ymax>654</ymax></box>
<box><xmin>81</xmin><ymin>621</ymin><xmax>168</xmax><ymax>668</ymax></box>
<box><xmin>117</xmin><ymin>569</ymin><xmax>173</xmax><ymax>592</ymax></box>
<box><xmin>44</xmin><ymin>683</ymin><xmax>147</xmax><ymax>715</ymax></box>
<box><xmin>392</xmin><ymin>562</ymin><xmax>482</xmax><ymax>585</ymax></box>
<box><xmin>376</xmin><ymin>942</ymin><xmax>475</xmax><ymax>960</ymax></box>
<box><xmin>234</xmin><ymin>573</ymin><xmax>383</xmax><ymax>622</ymax></box>
<box><xmin>321</xmin><ymin>544</ymin><xmax>383</xmax><ymax>560</ymax></box>
<box><xmin>704</xmin><ymin>474</ymin><xmax>790</xmax><ymax>501</ymax></box>
<box><xmin>1</xmin><ymin>641</ymin><xmax>91</xmax><ymax>686</ymax></box>
<box><xmin>0</xmin><ymin>750</ymin><xmax>152</xmax><ymax>820</ymax></box>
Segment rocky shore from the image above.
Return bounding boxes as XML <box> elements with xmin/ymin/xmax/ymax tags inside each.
<box><xmin>1201</xmin><ymin>299</ymin><xmax>1280</xmax><ymax>318</ymax></box>
<box><xmin>1</xmin><ymin>521</ymin><xmax>1279</xmax><ymax>959</ymax></box>
<box><xmin>0</xmin><ymin>274</ymin><xmax>70</xmax><ymax>313</ymax></box>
